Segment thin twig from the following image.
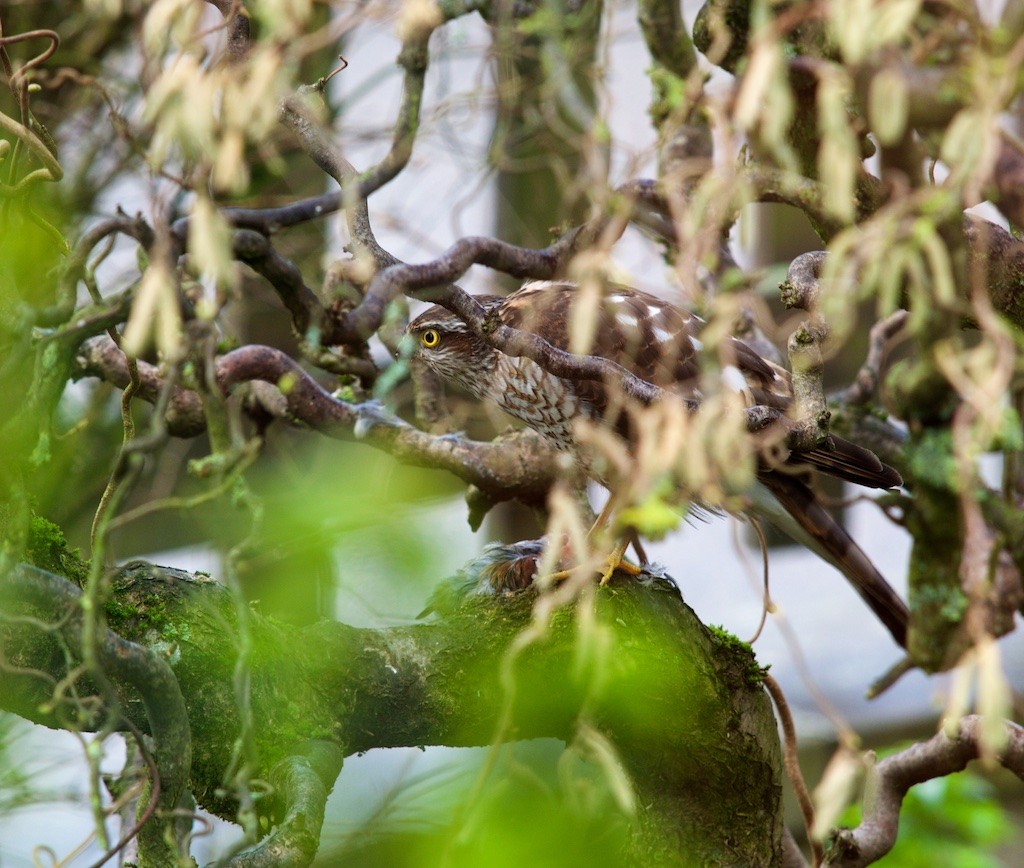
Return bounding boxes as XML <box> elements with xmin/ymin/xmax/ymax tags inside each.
<box><xmin>832</xmin><ymin>311</ymin><xmax>909</xmax><ymax>407</ymax></box>
<box><xmin>765</xmin><ymin>674</ymin><xmax>823</xmax><ymax>867</ymax></box>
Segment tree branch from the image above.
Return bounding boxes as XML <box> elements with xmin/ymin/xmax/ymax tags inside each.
<box><xmin>277</xmin><ymin>92</ymin><xmax>401</xmax><ymax>275</ymax></box>
<box><xmin>780</xmin><ymin>252</ymin><xmax>832</xmax><ymax>452</ymax></box>
<box><xmin>74</xmin><ymin>336</ymin><xmax>207</xmax><ymax>438</ymax></box>
<box><xmin>40</xmin><ymin>212</ymin><xmax>154</xmax><ymax>327</ymax></box>
<box><xmin>225</xmin><ymin>741</ymin><xmax>345</xmax><ymax>867</ymax></box>
<box><xmin>828</xmin><ymin>716</ymin><xmax>1024</xmax><ymax>867</ymax></box>
<box><xmin>0</xmin><ymin>558</ymin><xmax>784</xmax><ymax>867</ymax></box>
<box><xmin>1</xmin><ymin>564</ymin><xmax>191</xmax><ymax>863</ymax></box>
<box><xmin>74</xmin><ymin>336</ymin><xmax>562</xmax><ymax>508</ymax></box>
<box><xmin>326</xmin><ymin>228</ymin><xmax>680</xmax><ymax>409</ymax></box>
<box><xmin>231</xmin><ymin>228</ymin><xmax>326</xmax><ymax>338</ymax></box>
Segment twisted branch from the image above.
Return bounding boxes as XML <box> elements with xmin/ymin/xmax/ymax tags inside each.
<box><xmin>224</xmin><ymin>741</ymin><xmax>345</xmax><ymax>867</ymax></box>
<box><xmin>827</xmin><ymin>716</ymin><xmax>1024</xmax><ymax>867</ymax></box>
<box><xmin>781</xmin><ymin>252</ymin><xmax>832</xmax><ymax>452</ymax></box>
<box><xmin>1</xmin><ymin>565</ymin><xmax>192</xmax><ymax>862</ymax></box>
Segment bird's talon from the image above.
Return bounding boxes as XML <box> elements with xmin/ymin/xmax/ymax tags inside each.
<box><xmin>599</xmin><ymin>557</ymin><xmax>642</xmax><ymax>586</ymax></box>
<box><xmin>542</xmin><ymin>555</ymin><xmax>642</xmax><ymax>588</ymax></box>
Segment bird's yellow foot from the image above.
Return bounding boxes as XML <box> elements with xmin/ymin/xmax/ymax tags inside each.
<box><xmin>598</xmin><ymin>539</ymin><xmax>643</xmax><ymax>586</ymax></box>
<box><xmin>544</xmin><ymin>543</ymin><xmax>644</xmax><ymax>585</ymax></box>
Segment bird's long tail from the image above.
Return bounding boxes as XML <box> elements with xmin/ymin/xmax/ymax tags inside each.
<box><xmin>750</xmin><ymin>473</ymin><xmax>909</xmax><ymax>648</ymax></box>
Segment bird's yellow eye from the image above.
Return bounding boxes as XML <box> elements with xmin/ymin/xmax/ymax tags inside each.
<box><xmin>420</xmin><ymin>329</ymin><xmax>441</xmax><ymax>349</ymax></box>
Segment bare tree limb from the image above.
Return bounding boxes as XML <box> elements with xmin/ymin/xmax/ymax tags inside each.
<box><xmin>277</xmin><ymin>92</ymin><xmax>399</xmax><ymax>270</ymax></box>
<box><xmin>231</xmin><ymin>228</ymin><xmax>326</xmax><ymax>338</ymax></box>
<box><xmin>827</xmin><ymin>716</ymin><xmax>1024</xmax><ymax>867</ymax></box>
<box><xmin>780</xmin><ymin>252</ymin><xmax>832</xmax><ymax>452</ymax></box>
<box><xmin>744</xmin><ymin>165</ymin><xmax>884</xmax><ymax>242</ymax></box>
<box><xmin>75</xmin><ymin>337</ymin><xmax>206</xmax><ymax>437</ymax></box>
<box><xmin>219</xmin><ymin>192</ymin><xmax>343</xmax><ymax>234</ymax></box>
<box><xmin>73</xmin><ymin>336</ymin><xmax>563</xmax><ymax>506</ymax></box>
<box><xmin>831</xmin><ymin>311</ymin><xmax>909</xmax><ymax>407</ymax></box>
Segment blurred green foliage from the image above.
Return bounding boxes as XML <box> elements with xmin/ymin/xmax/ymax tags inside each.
<box><xmin>315</xmin><ymin>740</ymin><xmax>631</xmax><ymax>868</ymax></box>
<box><xmin>195</xmin><ymin>438</ymin><xmax>467</xmax><ymax>624</ymax></box>
<box><xmin>0</xmin><ymin>196</ymin><xmax>67</xmax><ymax>311</ymax></box>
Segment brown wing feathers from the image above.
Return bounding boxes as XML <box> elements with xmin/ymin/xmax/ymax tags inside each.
<box><xmin>503</xmin><ymin>282</ymin><xmax>902</xmax><ymax>487</ymax></box>
<box><xmin>500</xmin><ymin>282</ymin><xmax>699</xmax><ymax>386</ymax></box>
<box><xmin>797</xmin><ymin>436</ymin><xmax>903</xmax><ymax>490</ymax></box>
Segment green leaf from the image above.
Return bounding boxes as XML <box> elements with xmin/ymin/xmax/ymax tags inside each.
<box><xmin>617</xmin><ymin>493</ymin><xmax>681</xmax><ymax>539</ymax></box>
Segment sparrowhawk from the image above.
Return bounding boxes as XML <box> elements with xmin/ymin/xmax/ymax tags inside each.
<box><xmin>409</xmin><ymin>280</ymin><xmax>908</xmax><ymax>647</ymax></box>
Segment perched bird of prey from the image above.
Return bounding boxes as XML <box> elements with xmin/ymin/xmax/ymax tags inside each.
<box><xmin>408</xmin><ymin>280</ymin><xmax>908</xmax><ymax>647</ymax></box>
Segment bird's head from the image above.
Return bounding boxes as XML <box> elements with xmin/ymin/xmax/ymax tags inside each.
<box><xmin>407</xmin><ymin>303</ymin><xmax>499</xmax><ymax>396</ymax></box>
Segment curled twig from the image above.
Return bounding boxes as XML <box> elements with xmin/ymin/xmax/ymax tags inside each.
<box><xmin>42</xmin><ymin>213</ymin><xmax>154</xmax><ymax>327</ymax></box>
<box><xmin>0</xmin><ymin>26</ymin><xmax>62</xmax><ymax>192</ymax></box>
<box><xmin>766</xmin><ymin>674</ymin><xmax>823</xmax><ymax>867</ymax></box>
<box><xmin>0</xmin><ymin>28</ymin><xmax>60</xmax><ymax>83</ymax></box>
<box><xmin>222</xmin><ymin>741</ymin><xmax>345</xmax><ymax>867</ymax></box>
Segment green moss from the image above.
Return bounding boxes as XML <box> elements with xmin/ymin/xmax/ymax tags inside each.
<box><xmin>904</xmin><ymin>481</ymin><xmax>967</xmax><ymax>670</ymax></box>
<box><xmin>912</xmin><ymin>584</ymin><xmax>968</xmax><ymax>624</ymax></box>
<box><xmin>692</xmin><ymin>0</ymin><xmax>752</xmax><ymax>73</ymax></box>
<box><xmin>707</xmin><ymin>624</ymin><xmax>768</xmax><ymax>687</ymax></box>
<box><xmin>26</xmin><ymin>514</ymin><xmax>88</xmax><ymax>587</ymax></box>
<box><xmin>647</xmin><ymin>68</ymin><xmax>689</xmax><ymax>130</ymax></box>
<box><xmin>906</xmin><ymin>429</ymin><xmax>959</xmax><ymax>491</ymax></box>
<box><xmin>103</xmin><ymin>596</ymin><xmax>143</xmax><ymax>621</ymax></box>
<box><xmin>161</xmin><ymin>619</ymin><xmax>192</xmax><ymax>643</ymax></box>
<box><xmin>104</xmin><ymin>570</ymin><xmax>174</xmax><ymax>634</ymax></box>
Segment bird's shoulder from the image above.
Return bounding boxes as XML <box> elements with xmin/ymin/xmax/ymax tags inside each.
<box><xmin>496</xmin><ymin>280</ymin><xmax>701</xmax><ymax>389</ymax></box>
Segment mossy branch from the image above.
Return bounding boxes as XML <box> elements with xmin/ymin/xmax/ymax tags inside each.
<box><xmin>0</xmin><ymin>557</ymin><xmax>783</xmax><ymax>867</ymax></box>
